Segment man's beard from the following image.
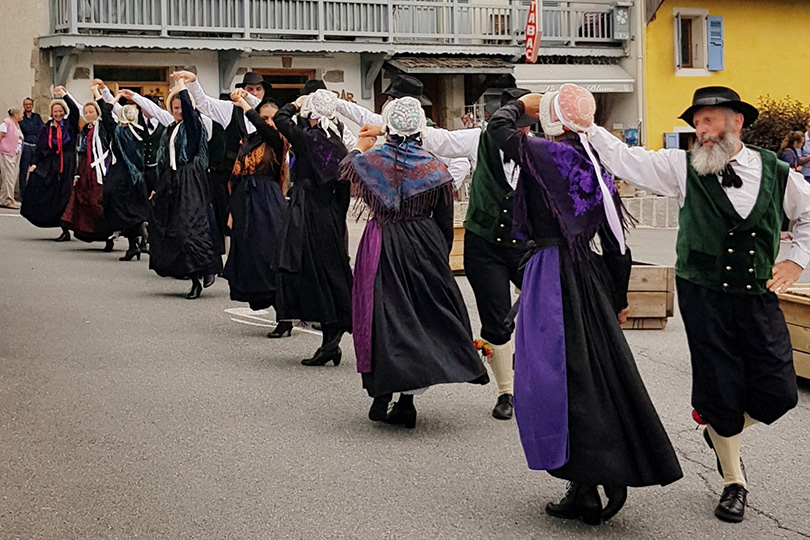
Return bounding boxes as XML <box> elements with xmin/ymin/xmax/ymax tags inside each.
<box><xmin>690</xmin><ymin>131</ymin><xmax>741</xmax><ymax>175</ymax></box>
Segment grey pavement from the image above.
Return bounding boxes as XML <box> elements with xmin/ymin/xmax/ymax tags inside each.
<box><xmin>1</xmin><ymin>207</ymin><xmax>809</xmax><ymax>540</ymax></box>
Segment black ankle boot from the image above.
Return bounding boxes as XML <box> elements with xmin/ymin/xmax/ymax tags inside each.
<box><xmin>267</xmin><ymin>321</ymin><xmax>294</xmax><ymax>338</ymax></box>
<box><xmin>369</xmin><ymin>394</ymin><xmax>393</xmax><ymax>422</ymax></box>
<box><xmin>301</xmin><ymin>346</ymin><xmax>341</xmax><ymax>367</ymax></box>
<box><xmin>546</xmin><ymin>483</ymin><xmax>603</xmax><ymax>525</ymax></box>
<box><xmin>103</xmin><ymin>237</ymin><xmax>115</xmax><ymax>252</ymax></box>
<box><xmin>119</xmin><ymin>237</ymin><xmax>140</xmax><ymax>261</ymax></box>
<box><xmin>55</xmin><ymin>229</ymin><xmax>71</xmax><ymax>242</ymax></box>
<box><xmin>385</xmin><ymin>394</ymin><xmax>417</xmax><ymax>429</ymax></box>
<box><xmin>600</xmin><ymin>485</ymin><xmax>627</xmax><ymax>521</ymax></box>
<box><xmin>203</xmin><ymin>273</ymin><xmax>216</xmax><ymax>288</ymax></box>
<box><xmin>186</xmin><ymin>276</ymin><xmax>203</xmax><ymax>299</ymax></box>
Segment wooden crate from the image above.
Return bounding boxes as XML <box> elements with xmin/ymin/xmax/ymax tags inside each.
<box><xmin>776</xmin><ymin>285</ymin><xmax>810</xmax><ymax>379</ymax></box>
<box><xmin>621</xmin><ymin>262</ymin><xmax>675</xmax><ymax>330</ymax></box>
<box><xmin>449</xmin><ymin>222</ymin><xmax>465</xmax><ymax>274</ymax></box>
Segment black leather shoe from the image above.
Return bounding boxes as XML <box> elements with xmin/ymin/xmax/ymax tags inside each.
<box><xmin>546</xmin><ymin>483</ymin><xmax>602</xmax><ymax>525</ymax></box>
<box><xmin>119</xmin><ymin>247</ymin><xmax>141</xmax><ymax>261</ymax></box>
<box><xmin>55</xmin><ymin>231</ymin><xmax>71</xmax><ymax>242</ymax></box>
<box><xmin>103</xmin><ymin>238</ymin><xmax>115</xmax><ymax>252</ymax></box>
<box><xmin>369</xmin><ymin>394</ymin><xmax>393</xmax><ymax>422</ymax></box>
<box><xmin>186</xmin><ymin>278</ymin><xmax>202</xmax><ymax>300</ymax></box>
<box><xmin>703</xmin><ymin>428</ymin><xmax>746</xmax><ymax>481</ymax></box>
<box><xmin>600</xmin><ymin>485</ymin><xmax>627</xmax><ymax>521</ymax></box>
<box><xmin>267</xmin><ymin>321</ymin><xmax>294</xmax><ymax>338</ymax></box>
<box><xmin>301</xmin><ymin>346</ymin><xmax>341</xmax><ymax>367</ymax></box>
<box><xmin>203</xmin><ymin>273</ymin><xmax>216</xmax><ymax>288</ymax></box>
<box><xmin>385</xmin><ymin>398</ymin><xmax>417</xmax><ymax>429</ymax></box>
<box><xmin>715</xmin><ymin>483</ymin><xmax>747</xmax><ymax>523</ymax></box>
<box><xmin>492</xmin><ymin>394</ymin><xmax>513</xmax><ymax>420</ymax></box>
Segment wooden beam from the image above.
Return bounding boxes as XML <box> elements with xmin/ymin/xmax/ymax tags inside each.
<box><xmin>360</xmin><ymin>53</ymin><xmax>387</xmax><ymax>100</ymax></box>
<box><xmin>218</xmin><ymin>50</ymin><xmax>247</xmax><ymax>96</ymax></box>
<box><xmin>53</xmin><ymin>48</ymin><xmax>79</xmax><ymax>86</ymax></box>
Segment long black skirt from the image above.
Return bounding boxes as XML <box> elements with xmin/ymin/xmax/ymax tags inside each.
<box><xmin>276</xmin><ymin>179</ymin><xmax>352</xmax><ymax>329</ymax></box>
<box><xmin>103</xmin><ymin>161</ymin><xmax>150</xmax><ymax>235</ymax></box>
<box><xmin>223</xmin><ymin>175</ymin><xmax>288</xmax><ymax>310</ymax></box>
<box><xmin>21</xmin><ymin>152</ymin><xmax>76</xmax><ymax>228</ymax></box>
<box><xmin>361</xmin><ymin>218</ymin><xmax>489</xmax><ymax>397</ymax></box>
<box><xmin>148</xmin><ymin>164</ymin><xmax>223</xmax><ymax>279</ymax></box>
<box><xmin>549</xmin><ymin>249</ymin><xmax>682</xmax><ymax>487</ymax></box>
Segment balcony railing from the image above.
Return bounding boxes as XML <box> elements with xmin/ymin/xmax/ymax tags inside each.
<box><xmin>51</xmin><ymin>0</ymin><xmax>626</xmax><ymax>48</ymax></box>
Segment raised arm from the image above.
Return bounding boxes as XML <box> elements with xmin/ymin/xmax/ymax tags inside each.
<box><xmin>183</xmin><ymin>78</ymin><xmax>233</xmax><ymax>129</ymax></box>
<box><xmin>274</xmin><ymin>102</ymin><xmax>307</xmax><ymax>150</ymax></box>
<box><xmin>97</xmin><ymin>98</ymin><xmax>117</xmax><ymax>135</ymax></box>
<box><xmin>439</xmin><ymin>157</ymin><xmax>471</xmax><ymax>191</ymax></box>
<box><xmin>487</xmin><ymin>101</ymin><xmax>527</xmax><ymax>165</ymax></box>
<box><xmin>98</xmin><ymin>83</ymin><xmax>123</xmax><ymax>116</ymax></box>
<box><xmin>586</xmin><ymin>125</ymin><xmax>687</xmax><ymax>202</ymax></box>
<box><xmin>335</xmin><ymin>99</ymin><xmax>382</xmax><ymax>128</ymax></box>
<box><xmin>59</xmin><ymin>89</ymin><xmax>82</xmax><ymax>134</ymax></box>
<box><xmin>422</xmin><ymin>126</ymin><xmax>481</xmax><ymax>168</ymax></box>
<box><xmin>121</xmin><ymin>89</ymin><xmax>174</xmax><ymax>127</ymax></box>
<box><xmin>178</xmin><ymin>86</ymin><xmax>202</xmax><ymax>157</ymax></box>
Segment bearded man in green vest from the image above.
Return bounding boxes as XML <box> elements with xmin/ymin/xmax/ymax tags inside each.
<box><xmin>584</xmin><ymin>86</ymin><xmax>810</xmax><ymax>523</ymax></box>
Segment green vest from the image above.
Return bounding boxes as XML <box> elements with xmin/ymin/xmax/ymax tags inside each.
<box><xmin>676</xmin><ymin>146</ymin><xmax>789</xmax><ymax>295</ymax></box>
<box><xmin>464</xmin><ymin>129</ymin><xmax>525</xmax><ymax>247</ymax></box>
<box><xmin>143</xmin><ymin>123</ymin><xmax>165</xmax><ymax>167</ymax></box>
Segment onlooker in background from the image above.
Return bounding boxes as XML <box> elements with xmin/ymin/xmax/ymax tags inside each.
<box><xmin>18</xmin><ymin>98</ymin><xmax>44</xmax><ymax>200</ymax></box>
<box><xmin>0</xmin><ymin>107</ymin><xmax>24</xmax><ymax>209</ymax></box>
<box><xmin>799</xmin><ymin>120</ymin><xmax>810</xmax><ymax>181</ymax></box>
<box><xmin>779</xmin><ymin>131</ymin><xmax>804</xmax><ymax>171</ymax></box>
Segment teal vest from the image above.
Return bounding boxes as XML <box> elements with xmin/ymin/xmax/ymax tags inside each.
<box><xmin>676</xmin><ymin>146</ymin><xmax>789</xmax><ymax>294</ymax></box>
<box><xmin>464</xmin><ymin>129</ymin><xmax>525</xmax><ymax>247</ymax></box>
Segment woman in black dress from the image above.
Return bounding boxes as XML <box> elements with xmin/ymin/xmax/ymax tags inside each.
<box><xmin>61</xmin><ymin>84</ymin><xmax>115</xmax><ymax>250</ymax></box>
<box><xmin>488</xmin><ymin>87</ymin><xmax>682</xmax><ymax>524</ymax></box>
<box><xmin>103</xmin><ymin>97</ymin><xmax>150</xmax><ymax>262</ymax></box>
<box><xmin>274</xmin><ymin>89</ymin><xmax>353</xmax><ymax>365</ymax></box>
<box><xmin>148</xmin><ymin>77</ymin><xmax>222</xmax><ymax>299</ymax></box>
<box><xmin>22</xmin><ymin>87</ymin><xmax>79</xmax><ymax>241</ymax></box>
<box><xmin>341</xmin><ymin>97</ymin><xmax>488</xmax><ymax>428</ymax></box>
<box><xmin>223</xmin><ymin>94</ymin><xmax>291</xmax><ymax>324</ymax></box>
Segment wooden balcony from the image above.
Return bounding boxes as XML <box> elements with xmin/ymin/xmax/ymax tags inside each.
<box><xmin>49</xmin><ymin>0</ymin><xmax>629</xmax><ymax>54</ymax></box>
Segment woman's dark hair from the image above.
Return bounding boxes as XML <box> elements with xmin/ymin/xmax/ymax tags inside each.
<box><xmin>780</xmin><ymin>130</ymin><xmax>804</xmax><ymax>152</ymax></box>
<box><xmin>255</xmin><ymin>98</ymin><xmax>280</xmax><ymax>114</ymax></box>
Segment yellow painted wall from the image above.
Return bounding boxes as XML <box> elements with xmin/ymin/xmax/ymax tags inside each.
<box><xmin>645</xmin><ymin>0</ymin><xmax>810</xmax><ymax>149</ymax></box>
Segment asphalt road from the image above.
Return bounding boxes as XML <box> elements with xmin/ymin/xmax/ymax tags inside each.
<box><xmin>1</xmin><ymin>208</ymin><xmax>809</xmax><ymax>540</ymax></box>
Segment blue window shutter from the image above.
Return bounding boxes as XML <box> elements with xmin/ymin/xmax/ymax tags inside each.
<box><xmin>707</xmin><ymin>16</ymin><xmax>724</xmax><ymax>71</ymax></box>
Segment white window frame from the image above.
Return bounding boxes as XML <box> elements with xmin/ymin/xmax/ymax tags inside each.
<box><xmin>673</xmin><ymin>7</ymin><xmax>710</xmax><ymax>77</ymax></box>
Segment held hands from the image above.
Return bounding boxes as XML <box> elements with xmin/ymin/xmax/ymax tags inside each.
<box><xmin>119</xmin><ymin>89</ymin><xmax>135</xmax><ymax>101</ymax></box>
<box><xmin>618</xmin><ymin>307</ymin><xmax>630</xmax><ymax>325</ymax></box>
<box><xmin>92</xmin><ymin>78</ymin><xmax>106</xmax><ymax>90</ymax></box>
<box><xmin>171</xmin><ymin>70</ymin><xmax>197</xmax><ymax>84</ymax></box>
<box><xmin>359</xmin><ymin>123</ymin><xmax>384</xmax><ymax>139</ymax></box>
<box><xmin>231</xmin><ymin>88</ymin><xmax>249</xmax><ymax>101</ymax></box>
<box><xmin>767</xmin><ymin>260</ymin><xmax>803</xmax><ymax>294</ymax></box>
<box><xmin>355</xmin><ymin>134</ymin><xmax>377</xmax><ymax>153</ymax></box>
<box><xmin>293</xmin><ymin>95</ymin><xmax>307</xmax><ymax>110</ymax></box>
<box><xmin>53</xmin><ymin>86</ymin><xmax>67</xmax><ymax>98</ymax></box>
<box><xmin>90</xmin><ymin>85</ymin><xmax>102</xmax><ymax>99</ymax></box>
<box><xmin>518</xmin><ymin>93</ymin><xmax>542</xmax><ymax>120</ymax></box>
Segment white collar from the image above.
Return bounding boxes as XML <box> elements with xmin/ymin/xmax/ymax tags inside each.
<box><xmin>729</xmin><ymin>145</ymin><xmax>757</xmax><ymax>168</ymax></box>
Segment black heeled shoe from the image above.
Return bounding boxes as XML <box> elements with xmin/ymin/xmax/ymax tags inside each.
<box><xmin>369</xmin><ymin>394</ymin><xmax>393</xmax><ymax>422</ymax></box>
<box><xmin>119</xmin><ymin>247</ymin><xmax>141</xmax><ymax>261</ymax></box>
<box><xmin>55</xmin><ymin>230</ymin><xmax>71</xmax><ymax>242</ymax></box>
<box><xmin>103</xmin><ymin>238</ymin><xmax>115</xmax><ymax>252</ymax></box>
<box><xmin>546</xmin><ymin>483</ymin><xmax>603</xmax><ymax>525</ymax></box>
<box><xmin>600</xmin><ymin>485</ymin><xmax>627</xmax><ymax>521</ymax></box>
<box><xmin>186</xmin><ymin>277</ymin><xmax>203</xmax><ymax>300</ymax></box>
<box><xmin>267</xmin><ymin>321</ymin><xmax>294</xmax><ymax>338</ymax></box>
<box><xmin>301</xmin><ymin>346</ymin><xmax>341</xmax><ymax>367</ymax></box>
<box><xmin>385</xmin><ymin>396</ymin><xmax>417</xmax><ymax>429</ymax></box>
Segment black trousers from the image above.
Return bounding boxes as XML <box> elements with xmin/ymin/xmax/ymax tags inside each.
<box><xmin>463</xmin><ymin>230</ymin><xmax>527</xmax><ymax>345</ymax></box>
<box><xmin>677</xmin><ymin>278</ymin><xmax>798</xmax><ymax>437</ymax></box>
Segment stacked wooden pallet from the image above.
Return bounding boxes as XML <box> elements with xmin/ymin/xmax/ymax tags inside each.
<box><xmin>450</xmin><ymin>222</ymin><xmax>465</xmax><ymax>274</ymax></box>
<box><xmin>621</xmin><ymin>262</ymin><xmax>675</xmax><ymax>330</ymax></box>
<box><xmin>776</xmin><ymin>285</ymin><xmax>810</xmax><ymax>379</ymax></box>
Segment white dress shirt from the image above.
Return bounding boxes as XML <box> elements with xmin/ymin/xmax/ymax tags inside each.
<box><xmin>587</xmin><ymin>125</ymin><xmax>810</xmax><ymax>268</ymax></box>
<box><xmin>187</xmin><ymin>80</ymin><xmax>260</xmax><ymax>135</ymax></box>
<box><xmin>335</xmin><ymin>99</ymin><xmax>476</xmax><ymax>190</ymax></box>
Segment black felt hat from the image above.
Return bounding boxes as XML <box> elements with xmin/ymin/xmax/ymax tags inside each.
<box><xmin>382</xmin><ymin>75</ymin><xmax>432</xmax><ymax>106</ymax></box>
<box><xmin>301</xmin><ymin>79</ymin><xmax>327</xmax><ymax>96</ymax></box>
<box><xmin>679</xmin><ymin>86</ymin><xmax>759</xmax><ymax>128</ymax></box>
<box><xmin>486</xmin><ymin>87</ymin><xmax>535</xmax><ymax>127</ymax></box>
<box><xmin>235</xmin><ymin>72</ymin><xmax>273</xmax><ymax>95</ymax></box>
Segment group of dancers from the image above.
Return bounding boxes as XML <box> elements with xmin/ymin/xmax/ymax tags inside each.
<box><xmin>15</xmin><ymin>73</ymin><xmax>807</xmax><ymax>525</ymax></box>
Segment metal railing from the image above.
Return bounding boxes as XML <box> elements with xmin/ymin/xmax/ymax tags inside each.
<box><xmin>51</xmin><ymin>0</ymin><xmax>625</xmax><ymax>47</ymax></box>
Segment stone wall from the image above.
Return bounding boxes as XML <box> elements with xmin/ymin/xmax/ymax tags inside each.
<box><xmin>623</xmin><ymin>195</ymin><xmax>679</xmax><ymax>228</ymax></box>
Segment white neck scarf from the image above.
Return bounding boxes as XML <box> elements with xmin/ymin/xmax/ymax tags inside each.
<box><xmin>88</xmin><ymin>120</ymin><xmax>109</xmax><ymax>183</ymax></box>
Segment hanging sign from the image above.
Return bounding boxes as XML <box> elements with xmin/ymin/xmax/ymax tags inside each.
<box><xmin>525</xmin><ymin>0</ymin><xmax>542</xmax><ymax>63</ymax></box>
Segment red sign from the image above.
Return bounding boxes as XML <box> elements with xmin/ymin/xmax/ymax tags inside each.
<box><xmin>525</xmin><ymin>0</ymin><xmax>541</xmax><ymax>63</ymax></box>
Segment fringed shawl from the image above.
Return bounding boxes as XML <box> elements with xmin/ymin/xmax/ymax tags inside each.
<box><xmin>346</xmin><ymin>138</ymin><xmax>454</xmax><ymax>220</ymax></box>
<box><xmin>515</xmin><ymin>135</ymin><xmax>628</xmax><ymax>258</ymax></box>
<box><xmin>114</xmin><ymin>120</ymin><xmax>145</xmax><ymax>186</ymax></box>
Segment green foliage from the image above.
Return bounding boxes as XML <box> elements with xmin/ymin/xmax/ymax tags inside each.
<box><xmin>742</xmin><ymin>95</ymin><xmax>810</xmax><ymax>152</ymax></box>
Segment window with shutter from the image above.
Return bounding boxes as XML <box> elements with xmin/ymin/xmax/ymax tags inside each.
<box><xmin>673</xmin><ymin>8</ymin><xmax>710</xmax><ymax>76</ymax></box>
